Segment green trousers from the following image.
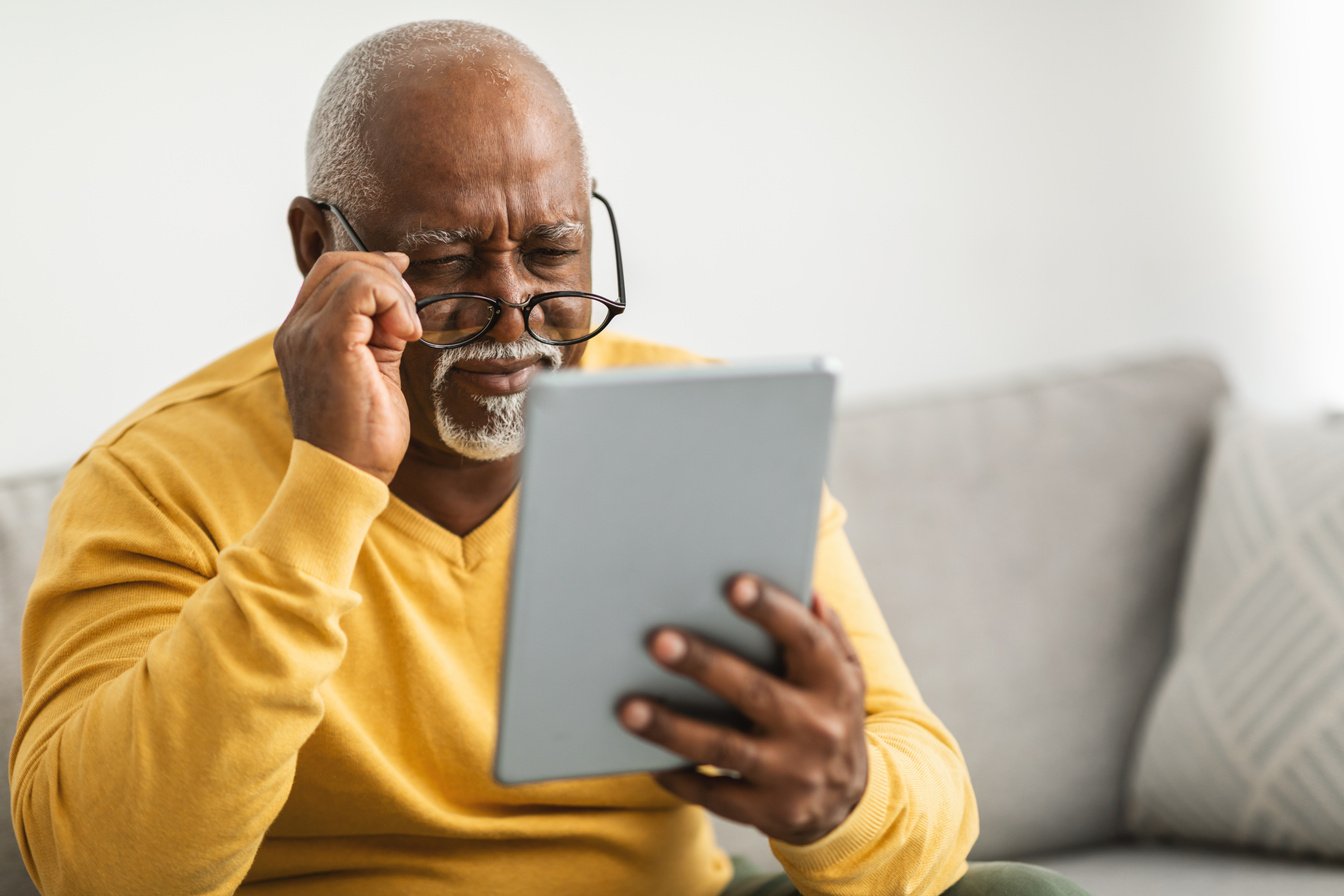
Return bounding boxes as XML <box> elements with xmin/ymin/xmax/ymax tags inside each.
<box><xmin>722</xmin><ymin>858</ymin><xmax>1091</xmax><ymax>896</ymax></box>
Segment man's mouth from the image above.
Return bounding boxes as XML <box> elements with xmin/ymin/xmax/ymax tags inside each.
<box><xmin>449</xmin><ymin>356</ymin><xmax>551</xmax><ymax>395</ymax></box>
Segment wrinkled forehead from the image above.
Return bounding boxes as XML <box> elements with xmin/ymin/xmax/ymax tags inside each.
<box><xmin>361</xmin><ymin>57</ymin><xmax>586</xmax><ymax>208</ymax></box>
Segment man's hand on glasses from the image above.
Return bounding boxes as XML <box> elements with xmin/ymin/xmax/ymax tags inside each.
<box><xmin>274</xmin><ymin>250</ymin><xmax>423</xmax><ymax>485</ymax></box>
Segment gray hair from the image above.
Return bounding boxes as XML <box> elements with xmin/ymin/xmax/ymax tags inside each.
<box><xmin>306</xmin><ymin>20</ymin><xmax>589</xmax><ymax>223</ymax></box>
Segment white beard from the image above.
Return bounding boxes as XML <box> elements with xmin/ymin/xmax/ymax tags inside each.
<box><xmin>429</xmin><ymin>336</ymin><xmax>564</xmax><ymax>461</ymax></box>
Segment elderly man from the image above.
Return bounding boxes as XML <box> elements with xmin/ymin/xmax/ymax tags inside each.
<box><xmin>10</xmin><ymin>21</ymin><xmax>1087</xmax><ymax>896</ymax></box>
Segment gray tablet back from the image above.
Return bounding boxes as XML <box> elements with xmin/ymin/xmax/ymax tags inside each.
<box><xmin>495</xmin><ymin>359</ymin><xmax>838</xmax><ymax>784</ymax></box>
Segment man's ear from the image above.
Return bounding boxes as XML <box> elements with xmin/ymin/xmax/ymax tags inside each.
<box><xmin>288</xmin><ymin>196</ymin><xmax>332</xmax><ymax>275</ymax></box>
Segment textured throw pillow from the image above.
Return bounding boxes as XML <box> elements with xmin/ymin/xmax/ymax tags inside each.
<box><xmin>1128</xmin><ymin>406</ymin><xmax>1344</xmax><ymax>858</ymax></box>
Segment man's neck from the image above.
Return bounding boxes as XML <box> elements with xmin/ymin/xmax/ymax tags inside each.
<box><xmin>389</xmin><ymin>442</ymin><xmax>521</xmax><ymax>537</ymax></box>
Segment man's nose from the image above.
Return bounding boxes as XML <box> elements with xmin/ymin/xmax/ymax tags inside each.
<box><xmin>491</xmin><ymin>296</ymin><xmax>531</xmax><ymax>343</ymax></box>
<box><xmin>478</xmin><ymin>262</ymin><xmax>530</xmax><ymax>343</ymax></box>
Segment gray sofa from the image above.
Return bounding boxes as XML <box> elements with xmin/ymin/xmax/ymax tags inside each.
<box><xmin>5</xmin><ymin>353</ymin><xmax>1343</xmax><ymax>894</ymax></box>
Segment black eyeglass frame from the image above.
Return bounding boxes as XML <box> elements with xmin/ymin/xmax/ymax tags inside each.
<box><xmin>312</xmin><ymin>192</ymin><xmax>627</xmax><ymax>349</ymax></box>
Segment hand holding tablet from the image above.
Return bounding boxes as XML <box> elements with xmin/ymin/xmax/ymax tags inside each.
<box><xmin>621</xmin><ymin>574</ymin><xmax>870</xmax><ymax>845</ymax></box>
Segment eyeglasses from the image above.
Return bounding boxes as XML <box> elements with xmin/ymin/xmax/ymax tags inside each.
<box><xmin>313</xmin><ymin>192</ymin><xmax>626</xmax><ymax>349</ymax></box>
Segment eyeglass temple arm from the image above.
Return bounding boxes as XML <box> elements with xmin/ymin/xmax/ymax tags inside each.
<box><xmin>313</xmin><ymin>201</ymin><xmax>371</xmax><ymax>253</ymax></box>
<box><xmin>591</xmin><ymin>191</ymin><xmax>626</xmax><ymax>305</ymax></box>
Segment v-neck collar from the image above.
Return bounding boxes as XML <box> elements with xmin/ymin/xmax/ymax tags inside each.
<box><xmin>379</xmin><ymin>487</ymin><xmax>518</xmax><ymax>569</ymax></box>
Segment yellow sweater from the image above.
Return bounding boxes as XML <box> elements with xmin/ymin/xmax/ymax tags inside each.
<box><xmin>10</xmin><ymin>332</ymin><xmax>977</xmax><ymax>896</ymax></box>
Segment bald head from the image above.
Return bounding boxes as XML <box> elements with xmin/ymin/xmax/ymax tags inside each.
<box><xmin>306</xmin><ymin>21</ymin><xmax>588</xmax><ymax>219</ymax></box>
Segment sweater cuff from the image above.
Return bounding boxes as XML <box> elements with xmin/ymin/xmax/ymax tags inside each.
<box><xmin>770</xmin><ymin>739</ymin><xmax>893</xmax><ymax>872</ymax></box>
<box><xmin>242</xmin><ymin>440</ymin><xmax>389</xmax><ymax>586</ymax></box>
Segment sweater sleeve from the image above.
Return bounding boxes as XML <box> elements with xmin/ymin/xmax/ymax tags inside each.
<box><xmin>768</xmin><ymin>494</ymin><xmax>980</xmax><ymax>896</ymax></box>
<box><xmin>8</xmin><ymin>440</ymin><xmax>388</xmax><ymax>895</ymax></box>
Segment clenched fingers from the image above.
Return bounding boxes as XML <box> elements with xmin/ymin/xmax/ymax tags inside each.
<box><xmin>287</xmin><ymin>252</ymin><xmax>420</xmax><ymax>344</ymax></box>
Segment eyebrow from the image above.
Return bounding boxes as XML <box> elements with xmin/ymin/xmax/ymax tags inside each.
<box><xmin>396</xmin><ymin>227</ymin><xmax>485</xmax><ymax>253</ymax></box>
<box><xmin>395</xmin><ymin>220</ymin><xmax>585</xmax><ymax>253</ymax></box>
<box><xmin>525</xmin><ymin>221</ymin><xmax>585</xmax><ymax>242</ymax></box>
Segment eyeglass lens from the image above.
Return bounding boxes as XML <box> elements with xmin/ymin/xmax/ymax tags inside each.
<box><xmin>419</xmin><ymin>295</ymin><xmax>613</xmax><ymax>347</ymax></box>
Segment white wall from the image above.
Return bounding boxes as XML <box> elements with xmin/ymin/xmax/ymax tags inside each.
<box><xmin>1</xmin><ymin>0</ymin><xmax>1340</xmax><ymax>475</ymax></box>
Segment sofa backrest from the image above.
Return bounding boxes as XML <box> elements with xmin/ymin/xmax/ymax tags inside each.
<box><xmin>1</xmin><ymin>469</ymin><xmax>65</xmax><ymax>895</ymax></box>
<box><xmin>829</xmin><ymin>355</ymin><xmax>1227</xmax><ymax>859</ymax></box>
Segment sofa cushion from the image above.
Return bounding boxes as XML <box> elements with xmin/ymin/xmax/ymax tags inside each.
<box><xmin>1</xmin><ymin>469</ymin><xmax>65</xmax><ymax>896</ymax></box>
<box><xmin>1028</xmin><ymin>843</ymin><xmax>1344</xmax><ymax>896</ymax></box>
<box><xmin>1127</xmin><ymin>408</ymin><xmax>1344</xmax><ymax>859</ymax></box>
<box><xmin>828</xmin><ymin>355</ymin><xmax>1227</xmax><ymax>859</ymax></box>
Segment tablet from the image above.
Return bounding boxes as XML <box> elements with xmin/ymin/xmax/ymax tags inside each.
<box><xmin>494</xmin><ymin>358</ymin><xmax>839</xmax><ymax>784</ymax></box>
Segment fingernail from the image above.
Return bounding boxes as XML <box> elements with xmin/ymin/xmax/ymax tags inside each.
<box><xmin>730</xmin><ymin>578</ymin><xmax>761</xmax><ymax>609</ymax></box>
<box><xmin>621</xmin><ymin>700</ymin><xmax>652</xmax><ymax>730</ymax></box>
<box><xmin>811</xmin><ymin>592</ymin><xmax>825</xmax><ymax>618</ymax></box>
<box><xmin>653</xmin><ymin>630</ymin><xmax>687</xmax><ymax>664</ymax></box>
<box><xmin>401</xmin><ymin>278</ymin><xmax>415</xmax><ymax>300</ymax></box>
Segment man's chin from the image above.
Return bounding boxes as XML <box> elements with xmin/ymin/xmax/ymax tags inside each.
<box><xmin>430</xmin><ymin>390</ymin><xmax>527</xmax><ymax>462</ymax></box>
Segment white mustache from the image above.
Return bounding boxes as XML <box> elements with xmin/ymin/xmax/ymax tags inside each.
<box><xmin>438</xmin><ymin>335</ymin><xmax>565</xmax><ymax>369</ymax></box>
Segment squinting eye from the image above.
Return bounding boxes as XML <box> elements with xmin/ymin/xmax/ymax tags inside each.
<box><xmin>407</xmin><ymin>256</ymin><xmax>471</xmax><ymax>279</ymax></box>
<box><xmin>528</xmin><ymin>249</ymin><xmax>579</xmax><ymax>264</ymax></box>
